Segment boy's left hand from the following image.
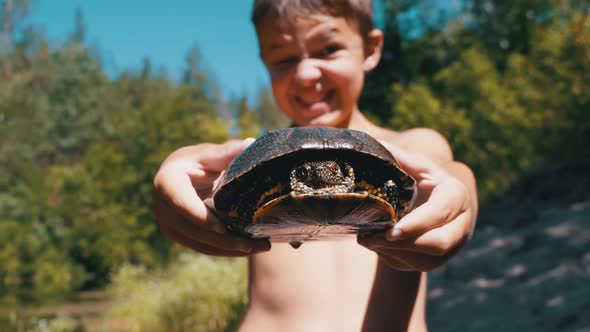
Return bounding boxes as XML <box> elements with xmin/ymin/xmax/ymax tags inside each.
<box><xmin>358</xmin><ymin>143</ymin><xmax>477</xmax><ymax>272</ymax></box>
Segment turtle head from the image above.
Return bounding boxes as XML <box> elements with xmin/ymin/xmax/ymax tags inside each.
<box><xmin>290</xmin><ymin>160</ymin><xmax>355</xmax><ymax>194</ymax></box>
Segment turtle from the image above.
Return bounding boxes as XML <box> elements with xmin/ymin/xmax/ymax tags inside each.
<box><xmin>213</xmin><ymin>127</ymin><xmax>417</xmax><ymax>246</ymax></box>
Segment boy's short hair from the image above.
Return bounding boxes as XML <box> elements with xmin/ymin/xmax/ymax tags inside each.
<box><xmin>251</xmin><ymin>0</ymin><xmax>374</xmax><ymax>41</ymax></box>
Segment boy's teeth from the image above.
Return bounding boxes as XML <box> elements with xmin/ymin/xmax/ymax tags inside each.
<box><xmin>301</xmin><ymin>95</ymin><xmax>324</xmax><ymax>104</ymax></box>
<box><xmin>296</xmin><ymin>91</ymin><xmax>333</xmax><ymax>106</ymax></box>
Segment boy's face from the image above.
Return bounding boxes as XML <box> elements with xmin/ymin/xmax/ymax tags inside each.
<box><xmin>258</xmin><ymin>14</ymin><xmax>382</xmax><ymax>127</ymax></box>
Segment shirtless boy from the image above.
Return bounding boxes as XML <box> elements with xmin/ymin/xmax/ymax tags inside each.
<box><xmin>153</xmin><ymin>1</ymin><xmax>478</xmax><ymax>331</ymax></box>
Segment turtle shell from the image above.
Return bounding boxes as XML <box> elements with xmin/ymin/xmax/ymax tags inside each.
<box><xmin>213</xmin><ymin>127</ymin><xmax>417</xmax><ymax>243</ymax></box>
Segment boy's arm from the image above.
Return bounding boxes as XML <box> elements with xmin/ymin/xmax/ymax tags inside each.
<box><xmin>358</xmin><ymin>128</ymin><xmax>478</xmax><ymax>271</ymax></box>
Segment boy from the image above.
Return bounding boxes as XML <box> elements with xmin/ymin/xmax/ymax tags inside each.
<box><xmin>153</xmin><ymin>0</ymin><xmax>478</xmax><ymax>331</ymax></box>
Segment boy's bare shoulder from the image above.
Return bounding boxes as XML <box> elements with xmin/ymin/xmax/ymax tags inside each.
<box><xmin>375</xmin><ymin>127</ymin><xmax>454</xmax><ymax>164</ymax></box>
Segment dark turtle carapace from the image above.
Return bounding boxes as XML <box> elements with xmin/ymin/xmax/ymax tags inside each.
<box><xmin>213</xmin><ymin>127</ymin><xmax>417</xmax><ymax>244</ymax></box>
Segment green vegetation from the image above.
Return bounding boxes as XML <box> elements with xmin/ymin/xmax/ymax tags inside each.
<box><xmin>109</xmin><ymin>253</ymin><xmax>248</xmax><ymax>332</ymax></box>
<box><xmin>0</xmin><ymin>0</ymin><xmax>588</xmax><ymax>330</ymax></box>
<box><xmin>362</xmin><ymin>0</ymin><xmax>590</xmax><ymax>200</ymax></box>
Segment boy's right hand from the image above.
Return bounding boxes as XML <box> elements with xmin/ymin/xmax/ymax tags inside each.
<box><xmin>153</xmin><ymin>139</ymin><xmax>271</xmax><ymax>256</ymax></box>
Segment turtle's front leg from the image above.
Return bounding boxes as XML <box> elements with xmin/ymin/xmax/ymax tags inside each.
<box><xmin>381</xmin><ymin>180</ymin><xmax>399</xmax><ymax>208</ymax></box>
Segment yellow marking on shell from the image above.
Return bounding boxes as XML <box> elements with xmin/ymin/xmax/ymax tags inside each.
<box><xmin>256</xmin><ymin>182</ymin><xmax>286</xmax><ymax>208</ymax></box>
<box><xmin>356</xmin><ymin>180</ymin><xmax>392</xmax><ymax>201</ymax></box>
<box><xmin>356</xmin><ymin>180</ymin><xmax>372</xmax><ymax>190</ymax></box>
<box><xmin>357</xmin><ymin>180</ymin><xmax>379</xmax><ymax>195</ymax></box>
<box><xmin>228</xmin><ymin>209</ymin><xmax>239</xmax><ymax>218</ymax></box>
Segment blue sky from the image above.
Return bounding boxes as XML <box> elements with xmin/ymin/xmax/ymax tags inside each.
<box><xmin>27</xmin><ymin>0</ymin><xmax>268</xmax><ymax>98</ymax></box>
<box><xmin>22</xmin><ymin>1</ymin><xmax>458</xmax><ymax>99</ymax></box>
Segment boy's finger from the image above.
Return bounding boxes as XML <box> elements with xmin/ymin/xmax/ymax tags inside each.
<box><xmin>153</xmin><ymin>183</ymin><xmax>226</xmax><ymax>234</ymax></box>
<box><xmin>377</xmin><ymin>254</ymin><xmax>415</xmax><ymax>272</ymax></box>
<box><xmin>378</xmin><ymin>141</ymin><xmax>443</xmax><ymax>179</ymax></box>
<box><xmin>361</xmin><ymin>237</ymin><xmax>446</xmax><ymax>271</ymax></box>
<box><xmin>386</xmin><ymin>177</ymin><xmax>468</xmax><ymax>241</ymax></box>
<box><xmin>379</xmin><ymin>250</ymin><xmax>443</xmax><ymax>272</ymax></box>
<box><xmin>357</xmin><ymin>238</ymin><xmax>414</xmax><ymax>270</ymax></box>
<box><xmin>160</xmin><ymin>225</ymin><xmax>250</xmax><ymax>257</ymax></box>
<box><xmin>199</xmin><ymin>138</ymin><xmax>255</xmax><ymax>172</ymax></box>
<box><xmin>358</xmin><ymin>212</ymin><xmax>472</xmax><ymax>256</ymax></box>
<box><xmin>156</xmin><ymin>199</ymin><xmax>271</xmax><ymax>253</ymax></box>
<box><xmin>160</xmin><ymin>224</ymin><xmax>270</xmax><ymax>256</ymax></box>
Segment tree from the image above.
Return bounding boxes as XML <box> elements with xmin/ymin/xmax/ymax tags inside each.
<box><xmin>69</xmin><ymin>6</ymin><xmax>86</xmax><ymax>44</ymax></box>
<box><xmin>1</xmin><ymin>0</ymin><xmax>13</xmax><ymax>79</ymax></box>
<box><xmin>255</xmin><ymin>86</ymin><xmax>288</xmax><ymax>131</ymax></box>
<box><xmin>234</xmin><ymin>94</ymin><xmax>260</xmax><ymax>138</ymax></box>
<box><xmin>361</xmin><ymin>0</ymin><xmax>456</xmax><ymax>122</ymax></box>
<box><xmin>460</xmin><ymin>0</ymin><xmax>554</xmax><ymax>69</ymax></box>
<box><xmin>389</xmin><ymin>2</ymin><xmax>590</xmax><ymax>199</ymax></box>
<box><xmin>360</xmin><ymin>0</ymin><xmax>409</xmax><ymax>121</ymax></box>
<box><xmin>182</xmin><ymin>45</ymin><xmax>215</xmax><ymax>99</ymax></box>
<box><xmin>1</xmin><ymin>15</ymin><xmax>234</xmax><ymax>300</ymax></box>
<box><xmin>0</xmin><ymin>0</ymin><xmax>31</xmax><ymax>80</ymax></box>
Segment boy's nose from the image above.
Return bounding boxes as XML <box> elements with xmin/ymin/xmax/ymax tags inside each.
<box><xmin>294</xmin><ymin>59</ymin><xmax>321</xmax><ymax>87</ymax></box>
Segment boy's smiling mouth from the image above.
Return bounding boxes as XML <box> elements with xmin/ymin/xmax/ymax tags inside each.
<box><xmin>294</xmin><ymin>90</ymin><xmax>336</xmax><ymax>113</ymax></box>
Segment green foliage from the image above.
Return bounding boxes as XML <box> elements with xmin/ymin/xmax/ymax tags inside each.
<box><xmin>392</xmin><ymin>48</ymin><xmax>541</xmax><ymax>197</ymax></box>
<box><xmin>1</xmin><ymin>5</ymin><xmax>232</xmax><ymax>304</ymax></box>
<box><xmin>362</xmin><ymin>0</ymin><xmax>456</xmax><ymax>121</ymax></box>
<box><xmin>0</xmin><ymin>311</ymin><xmax>84</xmax><ymax>332</ymax></box>
<box><xmin>0</xmin><ymin>220</ymin><xmax>86</xmax><ymax>305</ymax></box>
<box><xmin>460</xmin><ymin>0</ymin><xmax>560</xmax><ymax>69</ymax></box>
<box><xmin>234</xmin><ymin>95</ymin><xmax>261</xmax><ymax>138</ymax></box>
<box><xmin>390</xmin><ymin>82</ymin><xmax>472</xmax><ymax>147</ymax></box>
<box><xmin>32</xmin><ymin>315</ymin><xmax>84</xmax><ymax>332</ymax></box>
<box><xmin>232</xmin><ymin>86</ymin><xmax>289</xmax><ymax>138</ymax></box>
<box><xmin>109</xmin><ymin>253</ymin><xmax>248</xmax><ymax>332</ymax></box>
<box><xmin>380</xmin><ymin>0</ymin><xmax>589</xmax><ymax>199</ymax></box>
<box><xmin>181</xmin><ymin>45</ymin><xmax>216</xmax><ymax>99</ymax></box>
<box><xmin>255</xmin><ymin>86</ymin><xmax>289</xmax><ymax>131</ymax></box>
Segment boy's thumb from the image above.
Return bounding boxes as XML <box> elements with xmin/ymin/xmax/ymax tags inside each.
<box><xmin>378</xmin><ymin>140</ymin><xmax>439</xmax><ymax>178</ymax></box>
<box><xmin>201</xmin><ymin>138</ymin><xmax>256</xmax><ymax>171</ymax></box>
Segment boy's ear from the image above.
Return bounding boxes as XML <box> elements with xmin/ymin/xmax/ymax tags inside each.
<box><xmin>363</xmin><ymin>29</ymin><xmax>384</xmax><ymax>72</ymax></box>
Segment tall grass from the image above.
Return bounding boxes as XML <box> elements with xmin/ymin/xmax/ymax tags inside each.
<box><xmin>108</xmin><ymin>252</ymin><xmax>249</xmax><ymax>332</ymax></box>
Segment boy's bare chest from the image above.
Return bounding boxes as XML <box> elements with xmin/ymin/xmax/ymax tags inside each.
<box><xmin>244</xmin><ymin>242</ymin><xmax>422</xmax><ymax>331</ymax></box>
<box><xmin>246</xmin><ymin>242</ymin><xmax>377</xmax><ymax>320</ymax></box>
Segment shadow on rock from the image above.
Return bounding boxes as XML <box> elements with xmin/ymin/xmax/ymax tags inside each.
<box><xmin>427</xmin><ymin>160</ymin><xmax>590</xmax><ymax>332</ymax></box>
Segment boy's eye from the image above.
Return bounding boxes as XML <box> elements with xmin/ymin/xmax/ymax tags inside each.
<box><xmin>272</xmin><ymin>57</ymin><xmax>299</xmax><ymax>69</ymax></box>
<box><xmin>318</xmin><ymin>44</ymin><xmax>342</xmax><ymax>57</ymax></box>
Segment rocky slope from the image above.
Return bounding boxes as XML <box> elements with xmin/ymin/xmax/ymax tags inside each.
<box><xmin>427</xmin><ymin>160</ymin><xmax>590</xmax><ymax>332</ymax></box>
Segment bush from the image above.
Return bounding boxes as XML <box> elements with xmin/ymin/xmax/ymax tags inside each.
<box><xmin>109</xmin><ymin>252</ymin><xmax>248</xmax><ymax>332</ymax></box>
